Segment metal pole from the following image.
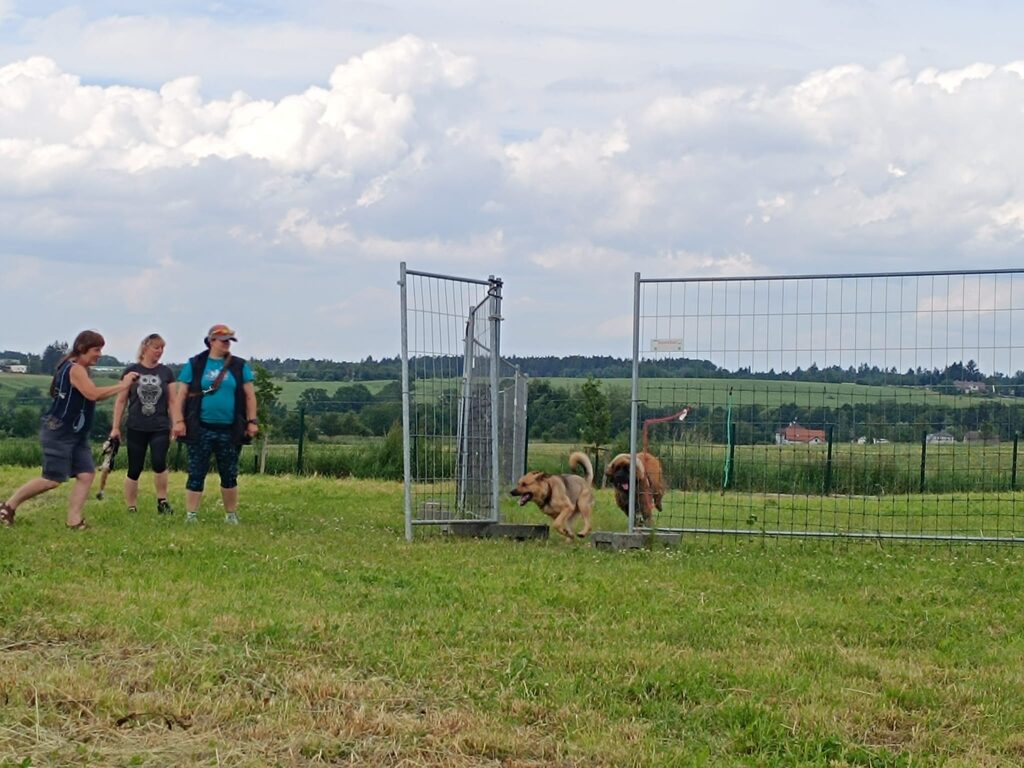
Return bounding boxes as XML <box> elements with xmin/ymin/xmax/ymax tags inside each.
<box><xmin>1012</xmin><ymin>432</ymin><xmax>1019</xmax><ymax>492</ymax></box>
<box><xmin>824</xmin><ymin>424</ymin><xmax>834</xmax><ymax>495</ymax></box>
<box><xmin>297</xmin><ymin>406</ymin><xmax>306</xmax><ymax>475</ymax></box>
<box><xmin>628</xmin><ymin>272</ymin><xmax>642</xmax><ymax>533</ymax></box>
<box><xmin>489</xmin><ymin>275</ymin><xmax>503</xmax><ymax>523</ymax></box>
<box><xmin>400</xmin><ymin>262</ymin><xmax>413</xmax><ymax>541</ymax></box>
<box><xmin>919</xmin><ymin>430</ymin><xmax>927</xmax><ymax>494</ymax></box>
<box><xmin>727</xmin><ymin>421</ymin><xmax>737</xmax><ymax>490</ymax></box>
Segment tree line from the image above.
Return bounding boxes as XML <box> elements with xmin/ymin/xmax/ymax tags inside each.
<box><xmin>7</xmin><ymin>343</ymin><xmax>1024</xmax><ymax>391</ymax></box>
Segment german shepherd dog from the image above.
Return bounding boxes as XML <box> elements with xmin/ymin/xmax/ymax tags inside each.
<box><xmin>604</xmin><ymin>452</ymin><xmax>665</xmax><ymax>526</ymax></box>
<box><xmin>510</xmin><ymin>451</ymin><xmax>595</xmax><ymax>540</ymax></box>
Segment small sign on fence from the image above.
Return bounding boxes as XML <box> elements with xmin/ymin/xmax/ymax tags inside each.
<box><xmin>651</xmin><ymin>338</ymin><xmax>683</xmax><ymax>353</ymax></box>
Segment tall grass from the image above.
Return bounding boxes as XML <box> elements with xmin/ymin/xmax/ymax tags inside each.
<box><xmin>3</xmin><ymin>467</ymin><xmax>1024</xmax><ymax>766</ymax></box>
<box><xmin>3</xmin><ymin>433</ymin><xmax>1019</xmax><ymax>495</ymax></box>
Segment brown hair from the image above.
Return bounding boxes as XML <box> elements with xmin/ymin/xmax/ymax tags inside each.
<box><xmin>137</xmin><ymin>333</ymin><xmax>165</xmax><ymax>363</ymax></box>
<box><xmin>50</xmin><ymin>330</ymin><xmax>105</xmax><ymax>397</ymax></box>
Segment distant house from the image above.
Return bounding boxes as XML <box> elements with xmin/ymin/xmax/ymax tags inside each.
<box><xmin>954</xmin><ymin>380</ymin><xmax>989</xmax><ymax>395</ymax></box>
<box><xmin>926</xmin><ymin>430</ymin><xmax>956</xmax><ymax>444</ymax></box>
<box><xmin>775</xmin><ymin>422</ymin><xmax>827</xmax><ymax>445</ymax></box>
<box><xmin>3</xmin><ymin>364</ymin><xmax>27</xmax><ymax>374</ymax></box>
<box><xmin>963</xmin><ymin>431</ymin><xmax>999</xmax><ymax>445</ymax></box>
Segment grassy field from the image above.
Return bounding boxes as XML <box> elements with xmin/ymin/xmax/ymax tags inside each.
<box><xmin>0</xmin><ymin>374</ymin><xmax>395</xmax><ymax>409</ymax></box>
<box><xmin>2</xmin><ymin>372</ymin><xmax>990</xmax><ymax>411</ymax></box>
<box><xmin>273</xmin><ymin>380</ymin><xmax>396</xmax><ymax>407</ymax></box>
<box><xmin>4</xmin><ymin>467</ymin><xmax>1024</xmax><ymax>766</ymax></box>
<box><xmin>533</xmin><ymin>377</ymin><xmax>976</xmax><ymax>409</ymax></box>
<box><xmin>0</xmin><ymin>372</ymin><xmax>121</xmax><ymax>400</ymax></box>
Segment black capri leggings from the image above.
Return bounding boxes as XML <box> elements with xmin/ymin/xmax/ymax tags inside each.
<box><xmin>125</xmin><ymin>428</ymin><xmax>171</xmax><ymax>480</ymax></box>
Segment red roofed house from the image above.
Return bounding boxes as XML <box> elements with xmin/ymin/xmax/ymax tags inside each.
<box><xmin>775</xmin><ymin>422</ymin><xmax>827</xmax><ymax>445</ymax></box>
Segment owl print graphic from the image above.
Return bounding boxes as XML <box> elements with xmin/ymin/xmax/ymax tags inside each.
<box><xmin>136</xmin><ymin>374</ymin><xmax>164</xmax><ymax>416</ymax></box>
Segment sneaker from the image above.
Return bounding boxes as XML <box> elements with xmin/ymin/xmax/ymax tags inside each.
<box><xmin>225</xmin><ymin>513</ymin><xmax>239</xmax><ymax>525</ymax></box>
<box><xmin>157</xmin><ymin>499</ymin><xmax>174</xmax><ymax>515</ymax></box>
<box><xmin>127</xmin><ymin>505</ymin><xmax>138</xmax><ymax>514</ymax></box>
<box><xmin>186</xmin><ymin>512</ymin><xmax>198</xmax><ymax>524</ymax></box>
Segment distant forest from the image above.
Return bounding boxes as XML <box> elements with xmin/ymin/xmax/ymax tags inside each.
<box><xmin>252</xmin><ymin>353</ymin><xmax>1024</xmax><ymax>392</ymax></box>
<box><xmin>5</xmin><ymin>347</ymin><xmax>1024</xmax><ymax>392</ymax></box>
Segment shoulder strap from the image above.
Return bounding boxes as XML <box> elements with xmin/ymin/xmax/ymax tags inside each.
<box><xmin>204</xmin><ymin>353</ymin><xmax>233</xmax><ymax>395</ymax></box>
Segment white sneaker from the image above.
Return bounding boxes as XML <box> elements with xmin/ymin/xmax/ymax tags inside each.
<box><xmin>186</xmin><ymin>512</ymin><xmax>198</xmax><ymax>524</ymax></box>
<box><xmin>225</xmin><ymin>513</ymin><xmax>239</xmax><ymax>525</ymax></box>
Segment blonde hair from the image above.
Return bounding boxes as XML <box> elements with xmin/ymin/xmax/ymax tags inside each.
<box><xmin>137</xmin><ymin>333</ymin><xmax>165</xmax><ymax>363</ymax></box>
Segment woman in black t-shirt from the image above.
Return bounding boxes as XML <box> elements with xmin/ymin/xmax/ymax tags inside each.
<box><xmin>110</xmin><ymin>333</ymin><xmax>178</xmax><ymax>515</ymax></box>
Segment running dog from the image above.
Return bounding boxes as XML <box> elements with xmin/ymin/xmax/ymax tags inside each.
<box><xmin>510</xmin><ymin>451</ymin><xmax>595</xmax><ymax>540</ymax></box>
<box><xmin>604</xmin><ymin>452</ymin><xmax>665</xmax><ymax>526</ymax></box>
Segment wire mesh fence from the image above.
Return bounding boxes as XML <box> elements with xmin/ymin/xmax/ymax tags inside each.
<box><xmin>399</xmin><ymin>263</ymin><xmax>527</xmax><ymax>539</ymax></box>
<box><xmin>629</xmin><ymin>269</ymin><xmax>1024</xmax><ymax>543</ymax></box>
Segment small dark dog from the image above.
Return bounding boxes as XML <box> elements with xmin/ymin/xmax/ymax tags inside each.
<box><xmin>604</xmin><ymin>452</ymin><xmax>665</xmax><ymax>526</ymax></box>
<box><xmin>510</xmin><ymin>451</ymin><xmax>595</xmax><ymax>540</ymax></box>
<box><xmin>96</xmin><ymin>435</ymin><xmax>121</xmax><ymax>500</ymax></box>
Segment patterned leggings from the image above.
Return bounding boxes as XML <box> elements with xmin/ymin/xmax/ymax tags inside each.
<box><xmin>186</xmin><ymin>426</ymin><xmax>240</xmax><ymax>492</ymax></box>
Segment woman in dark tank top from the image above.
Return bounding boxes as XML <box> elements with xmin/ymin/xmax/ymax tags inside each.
<box><xmin>1</xmin><ymin>330</ymin><xmax>138</xmax><ymax>529</ymax></box>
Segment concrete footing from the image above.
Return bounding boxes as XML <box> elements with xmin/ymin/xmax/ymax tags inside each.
<box><xmin>590</xmin><ymin>531</ymin><xmax>682</xmax><ymax>550</ymax></box>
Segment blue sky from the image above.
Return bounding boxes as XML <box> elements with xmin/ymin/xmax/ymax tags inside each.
<box><xmin>2</xmin><ymin>2</ymin><xmax>1024</xmax><ymax>363</ymax></box>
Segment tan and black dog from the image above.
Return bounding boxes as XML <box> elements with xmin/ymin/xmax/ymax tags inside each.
<box><xmin>604</xmin><ymin>452</ymin><xmax>665</xmax><ymax>526</ymax></box>
<box><xmin>510</xmin><ymin>451</ymin><xmax>595</xmax><ymax>540</ymax></box>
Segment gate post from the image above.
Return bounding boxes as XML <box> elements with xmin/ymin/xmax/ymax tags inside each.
<box><xmin>628</xmin><ymin>271</ymin><xmax>642</xmax><ymax>534</ymax></box>
<box><xmin>400</xmin><ymin>261</ymin><xmax>413</xmax><ymax>541</ymax></box>
<box><xmin>489</xmin><ymin>275</ymin><xmax>503</xmax><ymax>523</ymax></box>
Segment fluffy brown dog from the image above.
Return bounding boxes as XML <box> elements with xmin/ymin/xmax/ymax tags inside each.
<box><xmin>510</xmin><ymin>451</ymin><xmax>594</xmax><ymax>540</ymax></box>
<box><xmin>604</xmin><ymin>452</ymin><xmax>665</xmax><ymax>526</ymax></box>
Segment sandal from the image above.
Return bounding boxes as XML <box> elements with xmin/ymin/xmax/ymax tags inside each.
<box><xmin>0</xmin><ymin>502</ymin><xmax>14</xmax><ymax>527</ymax></box>
<box><xmin>66</xmin><ymin>519</ymin><xmax>89</xmax><ymax>530</ymax></box>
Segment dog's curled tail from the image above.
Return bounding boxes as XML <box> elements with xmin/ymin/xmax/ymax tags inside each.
<box><xmin>568</xmin><ymin>451</ymin><xmax>594</xmax><ymax>484</ymax></box>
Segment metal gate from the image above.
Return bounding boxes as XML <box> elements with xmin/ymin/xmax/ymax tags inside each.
<box><xmin>628</xmin><ymin>269</ymin><xmax>1024</xmax><ymax>543</ymax></box>
<box><xmin>399</xmin><ymin>263</ymin><xmax>527</xmax><ymax>540</ymax></box>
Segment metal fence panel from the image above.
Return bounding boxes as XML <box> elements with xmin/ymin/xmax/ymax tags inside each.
<box><xmin>629</xmin><ymin>269</ymin><xmax>1024</xmax><ymax>543</ymax></box>
<box><xmin>400</xmin><ymin>263</ymin><xmax>526</xmax><ymax>539</ymax></box>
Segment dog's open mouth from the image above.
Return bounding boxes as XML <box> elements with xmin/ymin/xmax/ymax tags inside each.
<box><xmin>617</xmin><ymin>481</ymin><xmax>629</xmax><ymax>491</ymax></box>
<box><xmin>517</xmin><ymin>492</ymin><xmax>532</xmax><ymax>506</ymax></box>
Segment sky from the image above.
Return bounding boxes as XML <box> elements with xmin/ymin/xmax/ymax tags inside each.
<box><xmin>2</xmin><ymin>1</ymin><xmax>1024</xmax><ymax>364</ymax></box>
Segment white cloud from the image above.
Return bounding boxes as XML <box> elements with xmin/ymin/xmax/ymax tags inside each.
<box><xmin>0</xmin><ymin>36</ymin><xmax>476</xmax><ymax>180</ymax></box>
<box><xmin>4</xmin><ymin>31</ymin><xmax>1024</xmax><ymax>359</ymax></box>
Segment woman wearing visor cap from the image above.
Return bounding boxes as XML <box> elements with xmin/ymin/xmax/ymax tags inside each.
<box><xmin>170</xmin><ymin>324</ymin><xmax>258</xmax><ymax>524</ymax></box>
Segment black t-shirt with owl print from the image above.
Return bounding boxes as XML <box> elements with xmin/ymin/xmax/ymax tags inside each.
<box><xmin>121</xmin><ymin>363</ymin><xmax>176</xmax><ymax>432</ymax></box>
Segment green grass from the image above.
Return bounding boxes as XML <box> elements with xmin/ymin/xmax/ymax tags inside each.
<box><xmin>4</xmin><ymin>467</ymin><xmax>1024</xmax><ymax>766</ymax></box>
<box><xmin>273</xmin><ymin>379</ymin><xmax>396</xmax><ymax>407</ymax></box>
<box><xmin>6</xmin><ymin>372</ymin><xmax>987</xmax><ymax>411</ymax></box>
<box><xmin>0</xmin><ymin>374</ymin><xmax>396</xmax><ymax>409</ymax></box>
<box><xmin>0</xmin><ymin>372</ymin><xmax>120</xmax><ymax>401</ymax></box>
<box><xmin>549</xmin><ymin>376</ymin><xmax>975</xmax><ymax>408</ymax></box>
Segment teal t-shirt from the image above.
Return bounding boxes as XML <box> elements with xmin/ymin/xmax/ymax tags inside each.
<box><xmin>178</xmin><ymin>357</ymin><xmax>254</xmax><ymax>425</ymax></box>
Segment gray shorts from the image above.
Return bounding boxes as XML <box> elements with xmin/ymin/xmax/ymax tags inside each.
<box><xmin>39</xmin><ymin>425</ymin><xmax>95</xmax><ymax>483</ymax></box>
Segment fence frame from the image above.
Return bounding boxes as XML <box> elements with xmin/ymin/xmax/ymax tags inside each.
<box><xmin>628</xmin><ymin>267</ymin><xmax>1024</xmax><ymax>543</ymax></box>
<box><xmin>400</xmin><ymin>262</ymin><xmax>525</xmax><ymax>540</ymax></box>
